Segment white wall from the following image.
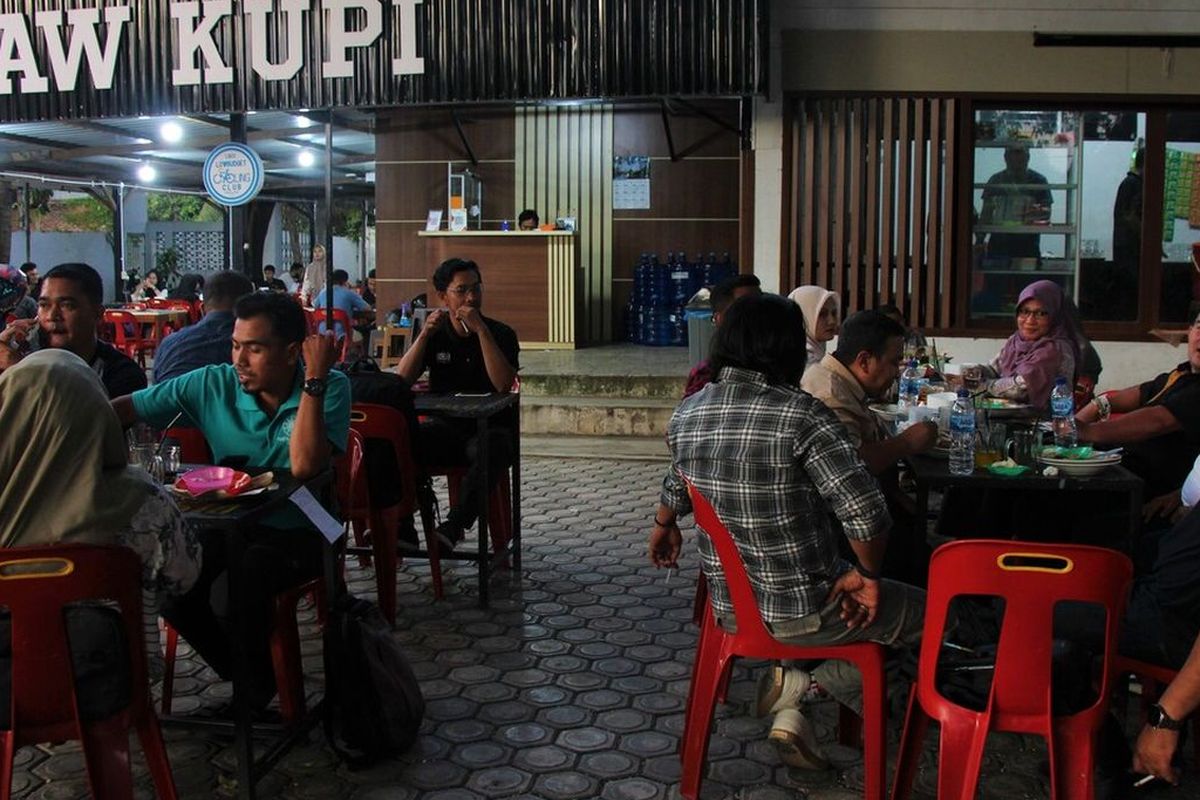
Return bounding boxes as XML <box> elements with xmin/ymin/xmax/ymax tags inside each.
<box><xmin>933</xmin><ymin>335</ymin><xmax>1185</xmax><ymax>394</ymax></box>
<box><xmin>11</xmin><ymin>232</ymin><xmax>118</xmax><ymax>301</ymax></box>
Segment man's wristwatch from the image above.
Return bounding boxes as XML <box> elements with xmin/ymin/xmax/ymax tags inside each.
<box><xmin>303</xmin><ymin>377</ymin><xmax>328</xmax><ymax>397</ymax></box>
<box><xmin>1147</xmin><ymin>703</ymin><xmax>1184</xmax><ymax>731</ymax></box>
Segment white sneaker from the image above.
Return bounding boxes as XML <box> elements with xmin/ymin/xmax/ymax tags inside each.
<box><xmin>755</xmin><ymin>664</ymin><xmax>812</xmax><ymax>717</ymax></box>
<box><xmin>769</xmin><ymin>708</ymin><xmax>830</xmax><ymax>770</ymax></box>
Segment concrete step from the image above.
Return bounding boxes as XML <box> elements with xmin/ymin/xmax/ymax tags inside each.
<box><xmin>521</xmin><ymin>395</ymin><xmax>677</xmax><ymax>437</ymax></box>
<box><xmin>519</xmin><ymin>372</ymin><xmax>685</xmax><ymax>400</ymax></box>
<box><xmin>523</xmin><ymin>435</ymin><xmax>670</xmax><ymax>461</ymax></box>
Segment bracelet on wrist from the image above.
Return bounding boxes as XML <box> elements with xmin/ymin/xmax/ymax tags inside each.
<box><xmin>653</xmin><ymin>516</ymin><xmax>674</xmax><ymax>527</ymax></box>
<box><xmin>856</xmin><ymin>564</ymin><xmax>883</xmax><ymax>581</ymax></box>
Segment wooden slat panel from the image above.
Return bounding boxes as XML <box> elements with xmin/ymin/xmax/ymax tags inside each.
<box><xmin>832</xmin><ymin>99</ymin><xmax>847</xmax><ymax>302</ymax></box>
<box><xmin>940</xmin><ymin>98</ymin><xmax>957</xmax><ymax>328</ymax></box>
<box><xmin>911</xmin><ymin>99</ymin><xmax>927</xmax><ymax>325</ymax></box>
<box><xmin>926</xmin><ymin>98</ymin><xmax>942</xmax><ymax>330</ymax></box>
<box><xmin>879</xmin><ymin>99</ymin><xmax>895</xmax><ymax>305</ymax></box>
<box><xmin>864</xmin><ymin>99</ymin><xmax>879</xmax><ymax>310</ymax></box>
<box><xmin>801</xmin><ymin>105</ymin><xmax>816</xmax><ymax>287</ymax></box>
<box><xmin>848</xmin><ymin>99</ymin><xmax>863</xmax><ymax>314</ymax></box>
<box><xmin>816</xmin><ymin>101</ymin><xmax>832</xmax><ymax>289</ymax></box>
<box><xmin>895</xmin><ymin>98</ymin><xmax>910</xmax><ymax>316</ymax></box>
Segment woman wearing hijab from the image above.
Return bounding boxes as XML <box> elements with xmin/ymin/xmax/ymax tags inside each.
<box><xmin>0</xmin><ymin>350</ymin><xmax>201</xmax><ymax>693</ymax></box>
<box><xmin>788</xmin><ymin>285</ymin><xmax>840</xmax><ymax>371</ymax></box>
<box><xmin>301</xmin><ymin>245</ymin><xmax>328</xmax><ymax>306</ymax></box>
<box><xmin>979</xmin><ymin>279</ymin><xmax>1080</xmax><ymax>409</ymax></box>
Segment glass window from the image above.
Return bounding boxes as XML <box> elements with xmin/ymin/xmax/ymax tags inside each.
<box><xmin>970</xmin><ymin>110</ymin><xmax>1079</xmax><ymax>320</ymax></box>
<box><xmin>1158</xmin><ymin>112</ymin><xmax>1200</xmax><ymax>325</ymax></box>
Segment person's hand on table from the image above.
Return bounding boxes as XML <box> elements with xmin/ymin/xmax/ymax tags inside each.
<box><xmin>900</xmin><ymin>420</ymin><xmax>939</xmax><ymax>454</ymax></box>
<box><xmin>1075</xmin><ymin>420</ymin><xmax>1095</xmax><ymax>443</ymax></box>
<box><xmin>649</xmin><ymin>521</ymin><xmax>682</xmax><ymax>569</ymax></box>
<box><xmin>1133</xmin><ymin>725</ymin><xmax>1181</xmax><ymax>786</ymax></box>
<box><xmin>302</xmin><ymin>331</ymin><xmax>337</xmax><ymax>378</ymax></box>
<box><xmin>827</xmin><ymin>568</ymin><xmax>880</xmax><ymax>629</ymax></box>
<box><xmin>455</xmin><ymin>306</ymin><xmax>485</xmax><ymax>335</ymax></box>
<box><xmin>1143</xmin><ymin>491</ymin><xmax>1184</xmax><ymax>524</ymax></box>
<box><xmin>0</xmin><ymin>318</ymin><xmax>35</xmax><ymax>371</ymax></box>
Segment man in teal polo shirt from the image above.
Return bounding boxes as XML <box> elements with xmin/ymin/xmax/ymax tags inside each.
<box><xmin>113</xmin><ymin>292</ymin><xmax>349</xmax><ymax>711</ymax></box>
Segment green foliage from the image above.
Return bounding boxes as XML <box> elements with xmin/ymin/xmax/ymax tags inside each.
<box><xmin>58</xmin><ymin>197</ymin><xmax>111</xmax><ymax>231</ymax></box>
<box><xmin>147</xmin><ymin>193</ymin><xmax>222</xmax><ymax>222</ymax></box>
<box><xmin>155</xmin><ymin>245</ymin><xmax>181</xmax><ymax>285</ymax></box>
<box><xmin>331</xmin><ymin>202</ymin><xmax>365</xmax><ymax>242</ymax></box>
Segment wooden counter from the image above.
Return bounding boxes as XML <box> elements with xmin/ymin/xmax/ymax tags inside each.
<box><xmin>419</xmin><ymin>230</ymin><xmax>580</xmax><ymax>349</ymax></box>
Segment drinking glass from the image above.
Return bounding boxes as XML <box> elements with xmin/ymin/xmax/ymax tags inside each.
<box><xmin>961</xmin><ymin>363</ymin><xmax>983</xmax><ymax>392</ymax></box>
<box><xmin>1005</xmin><ymin>427</ymin><xmax>1040</xmax><ymax>467</ymax></box>
<box><xmin>973</xmin><ymin>417</ymin><xmax>1005</xmax><ymax>468</ymax></box>
<box><xmin>161</xmin><ymin>444</ymin><xmax>182</xmax><ymax>478</ymax></box>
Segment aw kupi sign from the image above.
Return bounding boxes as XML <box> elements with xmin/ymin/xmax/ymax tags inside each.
<box><xmin>0</xmin><ymin>0</ymin><xmax>426</xmax><ymax>120</ymax></box>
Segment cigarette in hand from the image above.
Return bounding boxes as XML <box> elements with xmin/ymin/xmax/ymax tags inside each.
<box><xmin>1132</xmin><ymin>775</ymin><xmax>1156</xmax><ymax>788</ymax></box>
<box><xmin>665</xmin><ymin>567</ymin><xmax>675</xmax><ymax>585</ymax></box>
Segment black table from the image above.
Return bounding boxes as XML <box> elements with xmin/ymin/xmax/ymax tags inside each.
<box><xmin>172</xmin><ymin>469</ymin><xmax>336</xmax><ymax>800</ymax></box>
<box><xmin>906</xmin><ymin>454</ymin><xmax>1145</xmax><ymax>551</ymax></box>
<box><xmin>414</xmin><ymin>392</ymin><xmax>521</xmax><ymax>606</ymax></box>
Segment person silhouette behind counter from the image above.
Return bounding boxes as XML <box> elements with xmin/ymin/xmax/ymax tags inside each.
<box><xmin>981</xmin><ymin>146</ymin><xmax>1053</xmax><ymax>266</ymax></box>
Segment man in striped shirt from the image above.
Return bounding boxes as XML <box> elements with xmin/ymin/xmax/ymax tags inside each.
<box><xmin>650</xmin><ymin>293</ymin><xmax>924</xmax><ymax>770</ymax></box>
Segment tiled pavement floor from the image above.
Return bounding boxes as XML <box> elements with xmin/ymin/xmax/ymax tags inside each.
<box><xmin>11</xmin><ymin>456</ymin><xmax>1199</xmax><ymax>799</ymax></box>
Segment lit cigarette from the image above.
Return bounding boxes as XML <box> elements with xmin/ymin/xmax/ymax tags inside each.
<box><xmin>1133</xmin><ymin>775</ymin><xmax>1156</xmax><ymax>788</ymax></box>
<box><xmin>665</xmin><ymin>568</ymin><xmax>674</xmax><ymax>585</ymax></box>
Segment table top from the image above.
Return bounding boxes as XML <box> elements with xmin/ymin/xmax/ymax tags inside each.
<box><xmin>414</xmin><ymin>392</ymin><xmax>519</xmax><ymax>418</ymax></box>
<box><xmin>124</xmin><ymin>308</ymin><xmax>189</xmax><ymax>319</ymax></box>
<box><xmin>906</xmin><ymin>454</ymin><xmax>1143</xmax><ymax>490</ymax></box>
<box><xmin>177</xmin><ymin>469</ymin><xmax>330</xmax><ymax>529</ymax></box>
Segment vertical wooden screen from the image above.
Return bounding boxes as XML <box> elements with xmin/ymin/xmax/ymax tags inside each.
<box><xmin>784</xmin><ymin>96</ymin><xmax>961</xmax><ymax>330</ymax></box>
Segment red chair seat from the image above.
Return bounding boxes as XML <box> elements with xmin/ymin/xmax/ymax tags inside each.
<box><xmin>681</xmin><ymin>481</ymin><xmax>887</xmax><ymax>800</ymax></box>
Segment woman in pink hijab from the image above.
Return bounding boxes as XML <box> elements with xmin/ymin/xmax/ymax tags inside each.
<box><xmin>982</xmin><ymin>279</ymin><xmax>1081</xmax><ymax>409</ymax></box>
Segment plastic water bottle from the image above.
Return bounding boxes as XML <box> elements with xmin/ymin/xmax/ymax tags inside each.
<box><xmin>398</xmin><ymin>303</ymin><xmax>412</xmax><ymax>328</ymax></box>
<box><xmin>898</xmin><ymin>359</ymin><xmax>921</xmax><ymax>409</ymax></box>
<box><xmin>949</xmin><ymin>388</ymin><xmax>975</xmax><ymax>476</ymax></box>
<box><xmin>1051</xmin><ymin>376</ymin><xmax>1077</xmax><ymax>448</ymax></box>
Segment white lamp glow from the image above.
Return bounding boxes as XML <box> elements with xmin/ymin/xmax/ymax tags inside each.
<box><xmin>137</xmin><ymin>164</ymin><xmax>156</xmax><ymax>182</ymax></box>
<box><xmin>297</xmin><ymin>150</ymin><xmax>315</xmax><ymax>168</ymax></box>
<box><xmin>160</xmin><ymin>121</ymin><xmax>183</xmax><ymax>143</ymax></box>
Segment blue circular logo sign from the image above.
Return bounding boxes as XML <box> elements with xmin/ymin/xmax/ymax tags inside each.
<box><xmin>203</xmin><ymin>143</ymin><xmax>264</xmax><ymax>206</ymax></box>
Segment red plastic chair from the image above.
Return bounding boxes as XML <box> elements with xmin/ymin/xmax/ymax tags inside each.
<box><xmin>0</xmin><ymin>544</ymin><xmax>178</xmax><ymax>799</ymax></box>
<box><xmin>163</xmin><ymin>427</ymin><xmax>211</xmax><ymax>464</ymax></box>
<box><xmin>681</xmin><ymin>481</ymin><xmax>887</xmax><ymax>800</ymax></box>
<box><xmin>1115</xmin><ymin>656</ymin><xmax>1200</xmax><ymax>764</ymax></box>
<box><xmin>891</xmin><ymin>540</ymin><xmax>1133</xmax><ymax>800</ymax></box>
<box><xmin>160</xmin><ymin>577</ymin><xmax>325</xmax><ymax>725</ymax></box>
<box><xmin>349</xmin><ymin>403</ymin><xmax>427</xmax><ymax>621</ymax></box>
<box><xmin>102</xmin><ymin>310</ymin><xmax>156</xmax><ymax>368</ymax></box>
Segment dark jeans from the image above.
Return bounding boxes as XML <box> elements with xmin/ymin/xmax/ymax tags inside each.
<box><xmin>160</xmin><ymin>526</ymin><xmax>324</xmax><ymax>708</ymax></box>
<box><xmin>417</xmin><ymin>418</ymin><xmax>513</xmax><ymax>529</ymax></box>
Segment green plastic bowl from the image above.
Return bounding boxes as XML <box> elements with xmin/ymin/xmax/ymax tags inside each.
<box><xmin>987</xmin><ymin>463</ymin><xmax>1031</xmax><ymax>477</ymax></box>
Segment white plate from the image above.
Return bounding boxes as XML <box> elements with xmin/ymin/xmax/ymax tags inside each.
<box><xmin>1036</xmin><ymin>455</ymin><xmax>1121</xmax><ymax>477</ymax></box>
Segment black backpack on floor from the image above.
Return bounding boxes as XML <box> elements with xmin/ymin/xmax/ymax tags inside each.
<box><xmin>324</xmin><ymin>594</ymin><xmax>424</xmax><ymax>767</ymax></box>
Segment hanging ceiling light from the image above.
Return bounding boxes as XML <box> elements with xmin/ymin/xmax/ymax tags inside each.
<box><xmin>137</xmin><ymin>163</ymin><xmax>156</xmax><ymax>182</ymax></box>
<box><xmin>297</xmin><ymin>150</ymin><xmax>315</xmax><ymax>168</ymax></box>
<box><xmin>296</xmin><ymin>115</ymin><xmax>313</xmax><ymax>128</ymax></box>
<box><xmin>160</xmin><ymin>120</ymin><xmax>183</xmax><ymax>143</ymax></box>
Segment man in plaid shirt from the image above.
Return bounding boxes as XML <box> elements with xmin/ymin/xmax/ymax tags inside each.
<box><xmin>650</xmin><ymin>293</ymin><xmax>925</xmax><ymax>770</ymax></box>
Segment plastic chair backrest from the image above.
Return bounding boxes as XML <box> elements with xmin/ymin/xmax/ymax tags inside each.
<box><xmin>917</xmin><ymin>539</ymin><xmax>1132</xmax><ymax>732</ymax></box>
<box><xmin>164</xmin><ymin>426</ymin><xmax>211</xmax><ymax>464</ymax></box>
<box><xmin>0</xmin><ymin>544</ymin><xmax>147</xmax><ymax>741</ymax></box>
<box><xmin>102</xmin><ymin>309</ymin><xmax>146</xmax><ymax>349</ymax></box>
<box><xmin>334</xmin><ymin>428</ymin><xmax>368</xmax><ymax>516</ymax></box>
<box><xmin>349</xmin><ymin>403</ymin><xmax>418</xmax><ymax>512</ymax></box>
<box><xmin>685</xmin><ymin>479</ymin><xmax>780</xmax><ymax>648</ymax></box>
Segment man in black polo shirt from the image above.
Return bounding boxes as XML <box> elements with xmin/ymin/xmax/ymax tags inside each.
<box><xmin>0</xmin><ymin>262</ymin><xmax>146</xmax><ymax>398</ymax></box>
<box><xmin>1077</xmin><ymin>314</ymin><xmax>1200</xmax><ymax>512</ymax></box>
<box><xmin>396</xmin><ymin>258</ymin><xmax>519</xmax><ymax>551</ymax></box>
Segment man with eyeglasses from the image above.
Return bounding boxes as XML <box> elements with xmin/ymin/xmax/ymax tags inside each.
<box><xmin>1076</xmin><ymin>312</ymin><xmax>1200</xmax><ymax>521</ymax></box>
<box><xmin>396</xmin><ymin>257</ymin><xmax>519</xmax><ymax>551</ymax></box>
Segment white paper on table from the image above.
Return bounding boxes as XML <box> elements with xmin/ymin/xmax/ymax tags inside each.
<box><xmin>289</xmin><ymin>486</ymin><xmax>344</xmax><ymax>544</ymax></box>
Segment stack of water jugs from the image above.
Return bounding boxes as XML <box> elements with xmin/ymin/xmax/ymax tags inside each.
<box><xmin>626</xmin><ymin>251</ymin><xmax>737</xmax><ymax>346</ymax></box>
